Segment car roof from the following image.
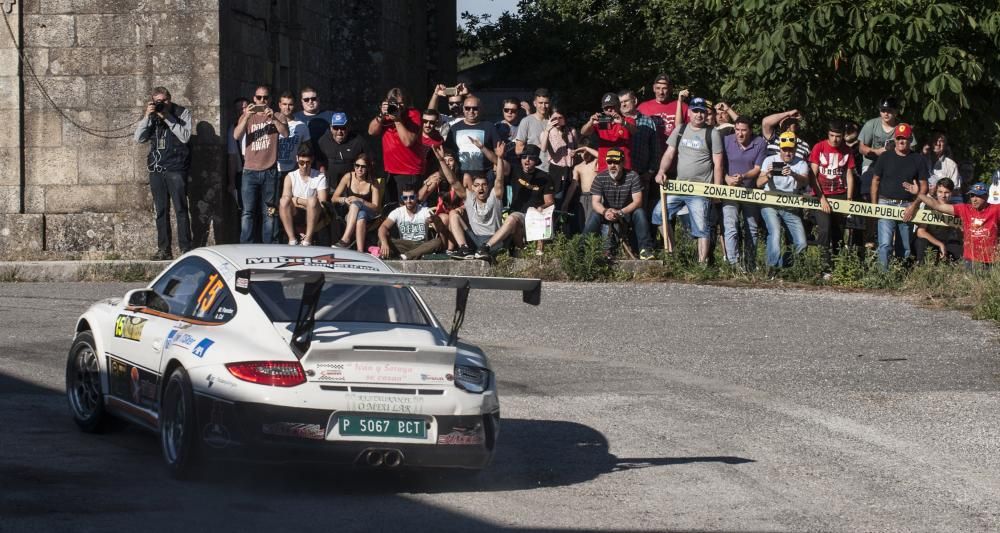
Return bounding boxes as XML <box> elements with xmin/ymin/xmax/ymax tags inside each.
<box><xmin>202</xmin><ymin>244</ymin><xmax>393</xmax><ymax>274</ymax></box>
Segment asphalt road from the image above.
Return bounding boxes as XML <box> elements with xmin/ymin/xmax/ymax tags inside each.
<box><xmin>1</xmin><ymin>281</ymin><xmax>998</xmax><ymax>532</ymax></box>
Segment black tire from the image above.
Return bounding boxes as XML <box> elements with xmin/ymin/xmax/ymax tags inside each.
<box><xmin>66</xmin><ymin>331</ymin><xmax>109</xmax><ymax>433</ymax></box>
<box><xmin>159</xmin><ymin>366</ymin><xmax>201</xmax><ymax>479</ymax></box>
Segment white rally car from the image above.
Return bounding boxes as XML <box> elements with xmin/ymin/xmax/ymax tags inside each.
<box><xmin>65</xmin><ymin>244</ymin><xmax>540</xmax><ymax>477</ymax></box>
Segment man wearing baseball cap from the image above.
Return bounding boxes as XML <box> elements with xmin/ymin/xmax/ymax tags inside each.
<box><xmin>581</xmin><ymin>92</ymin><xmax>635</xmax><ymax>172</ymax></box>
<box><xmin>583</xmin><ymin>149</ymin><xmax>655</xmax><ymax>260</ymax></box>
<box><xmin>317</xmin><ymin>111</ymin><xmax>367</xmax><ymax>181</ymax></box>
<box><xmin>870</xmin><ymin>122</ymin><xmax>928</xmax><ymax>269</ymax></box>
<box><xmin>904</xmin><ymin>181</ymin><xmax>1000</xmax><ymax>270</ymax></box>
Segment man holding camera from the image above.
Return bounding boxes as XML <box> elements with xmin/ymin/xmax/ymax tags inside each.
<box><xmin>233</xmin><ymin>84</ymin><xmax>290</xmax><ymax>244</ymax></box>
<box><xmin>134</xmin><ymin>86</ymin><xmax>193</xmax><ymax>260</ymax></box>
<box><xmin>369</xmin><ymin>87</ymin><xmax>423</xmax><ymax>201</ymax></box>
<box><xmin>581</xmin><ymin>92</ymin><xmax>635</xmax><ymax>173</ymax></box>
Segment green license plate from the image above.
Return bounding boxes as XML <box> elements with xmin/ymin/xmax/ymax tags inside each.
<box><xmin>339</xmin><ymin>414</ymin><xmax>427</xmax><ymax>439</ymax></box>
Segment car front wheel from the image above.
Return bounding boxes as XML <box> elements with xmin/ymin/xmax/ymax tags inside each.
<box><xmin>66</xmin><ymin>331</ymin><xmax>109</xmax><ymax>432</ymax></box>
<box><xmin>160</xmin><ymin>366</ymin><xmax>201</xmax><ymax>478</ymax></box>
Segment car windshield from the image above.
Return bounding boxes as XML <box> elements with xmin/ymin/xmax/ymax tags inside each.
<box><xmin>248</xmin><ymin>281</ymin><xmax>431</xmax><ymax>326</ymax></box>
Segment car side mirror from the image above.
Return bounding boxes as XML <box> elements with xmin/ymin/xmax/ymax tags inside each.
<box><xmin>125</xmin><ymin>289</ymin><xmax>170</xmax><ymax>314</ymax></box>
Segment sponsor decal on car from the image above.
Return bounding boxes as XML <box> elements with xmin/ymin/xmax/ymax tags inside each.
<box><xmin>114</xmin><ymin>314</ymin><xmax>147</xmax><ymax>342</ymax></box>
<box><xmin>437</xmin><ymin>425</ymin><xmax>484</xmax><ymax>445</ymax></box>
<box><xmin>192</xmin><ymin>338</ymin><xmax>214</xmax><ymax>358</ymax></box>
<box><xmin>261</xmin><ymin>422</ymin><xmax>326</xmax><ymax>440</ymax></box>
<box><xmin>345</xmin><ymin>362</ymin><xmax>418</xmax><ymax>384</ymax></box>
<box><xmin>107</xmin><ymin>356</ymin><xmax>157</xmax><ymax>409</ymax></box>
<box><xmin>205</xmin><ymin>373</ymin><xmax>237</xmax><ymax>389</ymax></box>
<box><xmin>420</xmin><ymin>373</ymin><xmax>448</xmax><ymax>383</ymax></box>
<box><xmin>214</xmin><ymin>306</ymin><xmax>235</xmax><ymax>321</ymax></box>
<box><xmin>245</xmin><ymin>254</ymin><xmax>380</xmax><ymax>272</ymax></box>
<box><xmin>316</xmin><ymin>368</ymin><xmax>345</xmax><ymax>381</ymax></box>
<box><xmin>346</xmin><ymin>392</ymin><xmax>425</xmax><ymax>414</ymax></box>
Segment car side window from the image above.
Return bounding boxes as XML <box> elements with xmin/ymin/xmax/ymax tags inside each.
<box><xmin>150</xmin><ymin>258</ymin><xmax>235</xmax><ymax>322</ymax></box>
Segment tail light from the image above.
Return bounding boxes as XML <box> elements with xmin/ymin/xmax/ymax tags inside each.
<box><xmin>225</xmin><ymin>361</ymin><xmax>306</xmax><ymax>387</ymax></box>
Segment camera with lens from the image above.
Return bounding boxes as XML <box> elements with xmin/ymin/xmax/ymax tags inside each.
<box><xmin>596</xmin><ymin>113</ymin><xmax>614</xmax><ymax>129</ymax></box>
<box><xmin>153</xmin><ymin>101</ymin><xmax>166</xmax><ymax>113</ymax></box>
<box><xmin>384</xmin><ymin>97</ymin><xmax>400</xmax><ymax>117</ymax></box>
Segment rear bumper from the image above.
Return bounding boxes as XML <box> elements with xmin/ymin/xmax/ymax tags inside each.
<box><xmin>193</xmin><ymin>393</ymin><xmax>498</xmax><ymax>469</ymax></box>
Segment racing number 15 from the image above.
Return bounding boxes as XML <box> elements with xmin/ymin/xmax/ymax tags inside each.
<box><xmin>196</xmin><ymin>274</ymin><xmax>224</xmax><ymax>315</ymax></box>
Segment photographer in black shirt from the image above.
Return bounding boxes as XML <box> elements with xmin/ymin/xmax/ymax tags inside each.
<box><xmin>133</xmin><ymin>86</ymin><xmax>193</xmax><ymax>260</ymax></box>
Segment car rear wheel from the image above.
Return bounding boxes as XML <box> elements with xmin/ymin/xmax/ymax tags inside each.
<box><xmin>66</xmin><ymin>331</ymin><xmax>109</xmax><ymax>432</ymax></box>
<box><xmin>160</xmin><ymin>366</ymin><xmax>201</xmax><ymax>479</ymax></box>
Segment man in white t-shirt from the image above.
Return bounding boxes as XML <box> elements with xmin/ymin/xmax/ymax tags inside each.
<box><xmin>276</xmin><ymin>91</ymin><xmax>310</xmax><ymax>179</ymax></box>
<box><xmin>278</xmin><ymin>145</ymin><xmax>328</xmax><ymax>246</ymax></box>
<box><xmin>377</xmin><ymin>183</ymin><xmax>446</xmax><ymax>260</ymax></box>
<box><xmin>756</xmin><ymin>132</ymin><xmax>814</xmax><ymax>269</ymax></box>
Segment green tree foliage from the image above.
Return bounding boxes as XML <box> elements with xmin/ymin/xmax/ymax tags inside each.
<box><xmin>700</xmin><ymin>0</ymin><xmax>1000</xmax><ymax>173</ymax></box>
<box><xmin>460</xmin><ymin>0</ymin><xmax>1000</xmax><ymax>173</ymax></box>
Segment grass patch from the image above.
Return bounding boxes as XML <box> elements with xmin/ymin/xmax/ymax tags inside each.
<box><xmin>76</xmin><ymin>262</ymin><xmax>156</xmax><ymax>282</ymax></box>
<box><xmin>0</xmin><ymin>266</ymin><xmax>22</xmax><ymax>282</ymax></box>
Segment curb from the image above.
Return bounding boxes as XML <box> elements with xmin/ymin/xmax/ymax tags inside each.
<box><xmin>0</xmin><ymin>258</ymin><xmax>662</xmax><ymax>282</ymax></box>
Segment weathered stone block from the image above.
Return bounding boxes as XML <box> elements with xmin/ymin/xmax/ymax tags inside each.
<box><xmin>0</xmin><ymin>48</ymin><xmax>18</xmax><ymax>76</ymax></box>
<box><xmin>78</xmin><ymin>147</ymin><xmax>135</xmax><ymax>184</ymax></box>
<box><xmin>20</xmin><ymin>0</ymin><xmax>43</xmax><ymax>15</ymax></box>
<box><xmin>45</xmin><ymin>212</ymin><xmax>118</xmax><ymax>252</ymax></box>
<box><xmin>0</xmin><ymin>76</ymin><xmax>19</xmax><ymax>109</ymax></box>
<box><xmin>25</xmin><ymin>146</ymin><xmax>77</xmax><ymax>185</ymax></box>
<box><xmin>23</xmin><ymin>15</ymin><xmax>75</xmax><ymax>48</ymax></box>
<box><xmin>0</xmin><ymin>110</ymin><xmax>18</xmax><ymax>147</ymax></box>
<box><xmin>100</xmin><ymin>47</ymin><xmax>144</xmax><ymax>75</ymax></box>
<box><xmin>0</xmin><ymin>148</ymin><xmax>19</xmax><ymax>186</ymax></box>
<box><xmin>0</xmin><ymin>186</ymin><xmax>19</xmax><ymax>214</ymax></box>
<box><xmin>23</xmin><ymin>111</ymin><xmax>63</xmax><ymax>147</ymax></box>
<box><xmin>41</xmin><ymin>0</ymin><xmax>141</xmax><ymax>15</ymax></box>
<box><xmin>76</xmin><ymin>14</ymin><xmax>136</xmax><ymax>48</ymax></box>
<box><xmin>22</xmin><ymin>48</ymin><xmax>49</xmax><ymax>76</ymax></box>
<box><xmin>117</xmin><ymin>182</ymin><xmax>152</xmax><ymax>212</ymax></box>
<box><xmin>24</xmin><ymin>75</ymin><xmax>86</xmax><ymax>110</ymax></box>
<box><xmin>24</xmin><ymin>185</ymin><xmax>45</xmax><ymax>213</ymax></box>
<box><xmin>45</xmin><ymin>185</ymin><xmax>119</xmax><ymax>213</ymax></box>
<box><xmin>0</xmin><ymin>214</ymin><xmax>44</xmax><ymax>255</ymax></box>
<box><xmin>88</xmin><ymin>75</ymin><xmax>143</xmax><ymax>108</ymax></box>
<box><xmin>113</xmin><ymin>213</ymin><xmax>159</xmax><ymax>256</ymax></box>
<box><xmin>60</xmin><ymin>109</ymin><xmax>140</xmax><ymax>149</ymax></box>
<box><xmin>48</xmin><ymin>47</ymin><xmax>102</xmax><ymax>76</ymax></box>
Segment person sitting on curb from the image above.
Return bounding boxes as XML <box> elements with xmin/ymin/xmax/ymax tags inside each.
<box><xmin>449</xmin><ymin>141</ymin><xmax>508</xmax><ymax>258</ymax></box>
<box><xmin>582</xmin><ymin>149</ymin><xmax>655</xmax><ymax>259</ymax></box>
<box><xmin>377</xmin><ymin>184</ymin><xmax>447</xmax><ymax>260</ymax></box>
<box><xmin>476</xmin><ymin>144</ymin><xmax>554</xmax><ymax>259</ymax></box>
<box><xmin>903</xmin><ymin>181</ymin><xmax>1000</xmax><ymax>271</ymax></box>
<box><xmin>277</xmin><ymin>145</ymin><xmax>328</xmax><ymax>246</ymax></box>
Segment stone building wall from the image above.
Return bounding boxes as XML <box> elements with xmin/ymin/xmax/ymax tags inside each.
<box><xmin>0</xmin><ymin>0</ymin><xmax>455</xmax><ymax>258</ymax></box>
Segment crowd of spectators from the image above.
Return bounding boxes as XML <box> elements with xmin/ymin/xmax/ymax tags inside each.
<box><xmin>134</xmin><ymin>74</ymin><xmax>998</xmax><ymax>271</ymax></box>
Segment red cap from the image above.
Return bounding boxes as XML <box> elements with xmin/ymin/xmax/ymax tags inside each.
<box><xmin>894</xmin><ymin>123</ymin><xmax>911</xmax><ymax>138</ymax></box>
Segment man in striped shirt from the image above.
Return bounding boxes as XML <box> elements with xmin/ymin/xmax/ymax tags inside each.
<box><xmin>583</xmin><ymin>149</ymin><xmax>655</xmax><ymax>259</ymax></box>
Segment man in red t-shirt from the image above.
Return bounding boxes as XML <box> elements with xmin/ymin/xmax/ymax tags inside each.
<box><xmin>580</xmin><ymin>92</ymin><xmax>635</xmax><ymax>172</ymax></box>
<box><xmin>636</xmin><ymin>73</ymin><xmax>688</xmax><ymax>153</ymax></box>
<box><xmin>904</xmin><ymin>181</ymin><xmax>1000</xmax><ymax>267</ymax></box>
<box><xmin>809</xmin><ymin>119</ymin><xmax>856</xmax><ymax>273</ymax></box>
<box><xmin>368</xmin><ymin>87</ymin><xmax>423</xmax><ymax>201</ymax></box>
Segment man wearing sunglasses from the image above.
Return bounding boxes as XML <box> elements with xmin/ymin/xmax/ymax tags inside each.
<box><xmin>317</xmin><ymin>112</ymin><xmax>366</xmax><ymax>181</ymax></box>
<box><xmin>495</xmin><ymin>98</ymin><xmax>521</xmax><ymax>166</ymax></box>
<box><xmin>583</xmin><ymin>149</ymin><xmax>655</xmax><ymax>260</ymax></box>
<box><xmin>377</xmin><ymin>184</ymin><xmax>447</xmax><ymax>260</ymax></box>
<box><xmin>427</xmin><ymin>82</ymin><xmax>469</xmax><ymax>138</ymax></box>
<box><xmin>446</xmin><ymin>95</ymin><xmax>500</xmax><ymax>186</ymax></box>
<box><xmin>294</xmin><ymin>86</ymin><xmax>335</xmax><ymax>148</ymax></box>
<box><xmin>278</xmin><ymin>144</ymin><xmax>329</xmax><ymax>246</ymax></box>
<box><xmin>134</xmin><ymin>86</ymin><xmax>193</xmax><ymax>260</ymax></box>
<box><xmin>233</xmin><ymin>84</ymin><xmax>290</xmax><ymax>244</ymax></box>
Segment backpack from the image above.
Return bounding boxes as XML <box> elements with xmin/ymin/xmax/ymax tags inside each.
<box><xmin>672</xmin><ymin>123</ymin><xmax>715</xmax><ymax>168</ymax></box>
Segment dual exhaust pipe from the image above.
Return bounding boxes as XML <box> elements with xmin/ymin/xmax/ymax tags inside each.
<box><xmin>362</xmin><ymin>449</ymin><xmax>403</xmax><ymax>468</ymax></box>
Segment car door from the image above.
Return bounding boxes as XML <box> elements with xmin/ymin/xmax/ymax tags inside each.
<box><xmin>160</xmin><ymin>264</ymin><xmax>237</xmax><ymax>367</ymax></box>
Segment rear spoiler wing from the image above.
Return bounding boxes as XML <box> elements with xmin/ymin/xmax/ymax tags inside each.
<box><xmin>233</xmin><ymin>269</ymin><xmax>541</xmax><ymax>351</ymax></box>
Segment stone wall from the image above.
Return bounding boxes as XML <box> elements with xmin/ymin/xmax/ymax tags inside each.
<box><xmin>0</xmin><ymin>0</ymin><xmax>455</xmax><ymax>258</ymax></box>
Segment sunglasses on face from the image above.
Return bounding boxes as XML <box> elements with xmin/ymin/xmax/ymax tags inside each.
<box><xmin>607</xmin><ymin>160</ymin><xmax>622</xmax><ymax>165</ymax></box>
<box><xmin>254</xmin><ymin>94</ymin><xmax>269</xmax><ymax>101</ymax></box>
<box><xmin>503</xmin><ymin>108</ymin><xmax>518</xmax><ymax>113</ymax></box>
<box><xmin>297</xmin><ymin>160</ymin><xmax>312</xmax><ymax>166</ymax></box>
<box><xmin>422</xmin><ymin>119</ymin><xmax>437</xmax><ymax>125</ymax></box>
<box><xmin>401</xmin><ymin>194</ymin><xmax>417</xmax><ymax>200</ymax></box>
<box><xmin>464</xmin><ymin>106</ymin><xmax>479</xmax><ymax>111</ymax></box>
<box><xmin>301</xmin><ymin>96</ymin><xmax>317</xmax><ymax>102</ymax></box>
<box><xmin>354</xmin><ymin>164</ymin><xmax>367</xmax><ymax>169</ymax></box>
<box><xmin>330</xmin><ymin>126</ymin><xmax>346</xmax><ymax>131</ymax></box>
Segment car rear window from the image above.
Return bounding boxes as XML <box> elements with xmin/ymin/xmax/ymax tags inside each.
<box><xmin>248</xmin><ymin>282</ymin><xmax>430</xmax><ymax>326</ymax></box>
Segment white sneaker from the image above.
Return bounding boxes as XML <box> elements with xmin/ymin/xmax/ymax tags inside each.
<box><xmin>400</xmin><ymin>254</ymin><xmax>409</xmax><ymax>261</ymax></box>
<box><xmin>300</xmin><ymin>240</ymin><xmax>311</xmax><ymax>246</ymax></box>
<box><xmin>288</xmin><ymin>239</ymin><xmax>299</xmax><ymax>246</ymax></box>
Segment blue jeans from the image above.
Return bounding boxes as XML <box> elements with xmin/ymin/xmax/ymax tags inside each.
<box><xmin>655</xmin><ymin>194</ymin><xmax>710</xmax><ymax>238</ymax></box>
<box><xmin>240</xmin><ymin>167</ymin><xmax>279</xmax><ymax>244</ymax></box>
<box><xmin>722</xmin><ymin>201</ymin><xmax>760</xmax><ymax>266</ymax></box>
<box><xmin>877</xmin><ymin>199</ymin><xmax>913</xmax><ymax>269</ymax></box>
<box><xmin>583</xmin><ymin>207</ymin><xmax>654</xmax><ymax>251</ymax></box>
<box><xmin>761</xmin><ymin>207</ymin><xmax>806</xmax><ymax>267</ymax></box>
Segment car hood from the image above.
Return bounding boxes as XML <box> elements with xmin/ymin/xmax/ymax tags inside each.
<box><xmin>297</xmin><ymin>324</ymin><xmax>457</xmax><ymax>386</ymax></box>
